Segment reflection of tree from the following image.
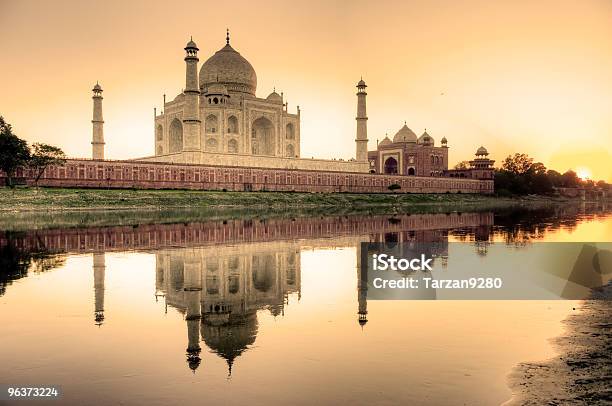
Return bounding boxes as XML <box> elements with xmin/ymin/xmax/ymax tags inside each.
<box><xmin>491</xmin><ymin>206</ymin><xmax>582</xmax><ymax>246</ymax></box>
<box><xmin>0</xmin><ymin>235</ymin><xmax>65</xmax><ymax>296</ymax></box>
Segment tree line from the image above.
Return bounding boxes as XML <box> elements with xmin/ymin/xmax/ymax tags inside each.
<box><xmin>0</xmin><ymin>116</ymin><xmax>66</xmax><ymax>187</ymax></box>
<box><xmin>494</xmin><ymin>153</ymin><xmax>610</xmax><ymax>196</ymax></box>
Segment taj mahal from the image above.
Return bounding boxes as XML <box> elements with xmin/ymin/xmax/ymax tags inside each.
<box><xmin>93</xmin><ymin>31</ymin><xmax>494</xmax><ymax>180</ymax></box>
<box><xmin>15</xmin><ymin>32</ymin><xmax>495</xmax><ymax>193</ymax></box>
<box><xmin>151</xmin><ymin>32</ymin><xmax>302</xmax><ymax>164</ymax></box>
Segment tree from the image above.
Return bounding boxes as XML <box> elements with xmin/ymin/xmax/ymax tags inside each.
<box><xmin>454</xmin><ymin>161</ymin><xmax>469</xmax><ymax>170</ymax></box>
<box><xmin>502</xmin><ymin>153</ymin><xmax>533</xmax><ymax>175</ymax></box>
<box><xmin>546</xmin><ymin>169</ymin><xmax>563</xmax><ymax>187</ymax></box>
<box><xmin>0</xmin><ymin>116</ymin><xmax>30</xmax><ymax>187</ymax></box>
<box><xmin>388</xmin><ymin>183</ymin><xmax>401</xmax><ymax>192</ymax></box>
<box><xmin>561</xmin><ymin>170</ymin><xmax>580</xmax><ymax>188</ymax></box>
<box><xmin>28</xmin><ymin>143</ymin><xmax>66</xmax><ymax>187</ymax></box>
<box><xmin>529</xmin><ymin>162</ymin><xmax>547</xmax><ymax>175</ymax></box>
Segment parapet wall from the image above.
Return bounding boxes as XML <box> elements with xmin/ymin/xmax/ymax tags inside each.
<box><xmin>9</xmin><ymin>158</ymin><xmax>494</xmax><ymax>194</ymax></box>
<box><xmin>136</xmin><ymin>150</ymin><xmax>370</xmax><ymax>173</ymax></box>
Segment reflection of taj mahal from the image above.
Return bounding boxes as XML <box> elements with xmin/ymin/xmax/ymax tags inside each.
<box><xmin>154</xmin><ymin>243</ymin><xmax>301</xmax><ymax>373</ymax></box>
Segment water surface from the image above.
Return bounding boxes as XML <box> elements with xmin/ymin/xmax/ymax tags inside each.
<box><xmin>1</xmin><ymin>204</ymin><xmax>610</xmax><ymax>405</ymax></box>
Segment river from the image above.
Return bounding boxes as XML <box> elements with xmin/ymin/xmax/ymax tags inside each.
<box><xmin>0</xmin><ymin>203</ymin><xmax>610</xmax><ymax>405</ymax></box>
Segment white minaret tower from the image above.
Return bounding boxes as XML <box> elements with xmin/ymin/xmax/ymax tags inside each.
<box><xmin>182</xmin><ymin>37</ymin><xmax>201</xmax><ymax>151</ymax></box>
<box><xmin>91</xmin><ymin>82</ymin><xmax>105</xmax><ymax>160</ymax></box>
<box><xmin>355</xmin><ymin>78</ymin><xmax>368</xmax><ymax>162</ymax></box>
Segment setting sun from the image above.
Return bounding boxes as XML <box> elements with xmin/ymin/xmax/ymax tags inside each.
<box><xmin>576</xmin><ymin>167</ymin><xmax>592</xmax><ymax>180</ymax></box>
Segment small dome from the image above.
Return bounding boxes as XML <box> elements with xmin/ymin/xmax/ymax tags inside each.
<box><xmin>92</xmin><ymin>82</ymin><xmax>102</xmax><ymax>91</ymax></box>
<box><xmin>266</xmin><ymin>91</ymin><xmax>282</xmax><ymax>104</ymax></box>
<box><xmin>379</xmin><ymin>136</ymin><xmax>392</xmax><ymax>147</ymax></box>
<box><xmin>392</xmin><ymin>124</ymin><xmax>417</xmax><ymax>143</ymax></box>
<box><xmin>357</xmin><ymin>78</ymin><xmax>366</xmax><ymax>87</ymax></box>
<box><xmin>441</xmin><ymin>136</ymin><xmax>448</xmax><ymax>143</ymax></box>
<box><xmin>418</xmin><ymin>130</ymin><xmax>434</xmax><ymax>146</ymax></box>
<box><xmin>206</xmin><ymin>82</ymin><xmax>229</xmax><ymax>95</ymax></box>
<box><xmin>476</xmin><ymin>146</ymin><xmax>489</xmax><ymax>155</ymax></box>
<box><xmin>185</xmin><ymin>38</ymin><xmax>198</xmax><ymax>50</ymax></box>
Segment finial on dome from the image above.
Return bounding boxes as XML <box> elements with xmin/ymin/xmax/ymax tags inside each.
<box><xmin>226</xmin><ymin>28</ymin><xmax>230</xmax><ymax>45</ymax></box>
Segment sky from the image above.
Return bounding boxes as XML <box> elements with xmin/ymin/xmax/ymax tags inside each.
<box><xmin>0</xmin><ymin>0</ymin><xmax>611</xmax><ymax>181</ymax></box>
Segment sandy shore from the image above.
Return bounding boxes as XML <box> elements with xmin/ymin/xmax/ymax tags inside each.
<box><xmin>504</xmin><ymin>282</ymin><xmax>612</xmax><ymax>405</ymax></box>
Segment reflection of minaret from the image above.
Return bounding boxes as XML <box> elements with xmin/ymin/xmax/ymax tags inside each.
<box><xmin>93</xmin><ymin>253</ymin><xmax>105</xmax><ymax>326</ymax></box>
<box><xmin>356</xmin><ymin>244</ymin><xmax>368</xmax><ymax>328</ymax></box>
<box><xmin>184</xmin><ymin>256</ymin><xmax>202</xmax><ymax>372</ymax></box>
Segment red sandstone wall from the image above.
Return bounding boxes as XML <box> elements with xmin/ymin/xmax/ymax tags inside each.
<box><xmin>4</xmin><ymin>159</ymin><xmax>494</xmax><ymax>194</ymax></box>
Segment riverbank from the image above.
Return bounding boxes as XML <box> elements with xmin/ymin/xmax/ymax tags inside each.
<box><xmin>0</xmin><ymin>187</ymin><xmax>592</xmax><ymax>231</ymax></box>
<box><xmin>0</xmin><ymin>186</ymin><xmax>586</xmax><ymax>211</ymax></box>
<box><xmin>505</xmin><ymin>282</ymin><xmax>612</xmax><ymax>405</ymax></box>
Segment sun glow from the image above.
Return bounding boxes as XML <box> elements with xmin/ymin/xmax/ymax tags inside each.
<box><xmin>576</xmin><ymin>167</ymin><xmax>592</xmax><ymax>180</ymax></box>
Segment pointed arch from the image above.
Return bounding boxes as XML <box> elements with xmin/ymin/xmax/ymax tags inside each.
<box><xmin>227</xmin><ymin>115</ymin><xmax>238</xmax><ymax>134</ymax></box>
<box><xmin>384</xmin><ymin>157</ymin><xmax>398</xmax><ymax>174</ymax></box>
<box><xmin>286</xmin><ymin>123</ymin><xmax>295</xmax><ymax>140</ymax></box>
<box><xmin>169</xmin><ymin>119</ymin><xmax>183</xmax><ymax>153</ymax></box>
<box><xmin>205</xmin><ymin>114</ymin><xmax>218</xmax><ymax>133</ymax></box>
<box><xmin>251</xmin><ymin>117</ymin><xmax>275</xmax><ymax>155</ymax></box>
<box><xmin>228</xmin><ymin>139</ymin><xmax>238</xmax><ymax>153</ymax></box>
<box><xmin>206</xmin><ymin>138</ymin><xmax>218</xmax><ymax>152</ymax></box>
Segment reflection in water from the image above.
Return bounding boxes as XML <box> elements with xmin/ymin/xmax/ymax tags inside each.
<box><xmin>93</xmin><ymin>253</ymin><xmax>105</xmax><ymax>326</ymax></box>
<box><xmin>154</xmin><ymin>246</ymin><xmax>301</xmax><ymax>374</ymax></box>
<box><xmin>0</xmin><ymin>202</ymin><xmax>610</xmax><ymax>388</ymax></box>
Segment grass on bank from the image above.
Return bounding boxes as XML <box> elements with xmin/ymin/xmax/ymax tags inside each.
<box><xmin>0</xmin><ymin>186</ymin><xmax>577</xmax><ymax>211</ymax></box>
<box><xmin>0</xmin><ymin>187</ymin><xmax>588</xmax><ymax>231</ymax></box>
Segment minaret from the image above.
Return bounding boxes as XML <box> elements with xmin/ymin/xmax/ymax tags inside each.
<box><xmin>355</xmin><ymin>78</ymin><xmax>368</xmax><ymax>162</ymax></box>
<box><xmin>182</xmin><ymin>37</ymin><xmax>201</xmax><ymax>151</ymax></box>
<box><xmin>93</xmin><ymin>253</ymin><xmax>106</xmax><ymax>326</ymax></box>
<box><xmin>184</xmin><ymin>255</ymin><xmax>202</xmax><ymax>372</ymax></box>
<box><xmin>91</xmin><ymin>82</ymin><xmax>105</xmax><ymax>160</ymax></box>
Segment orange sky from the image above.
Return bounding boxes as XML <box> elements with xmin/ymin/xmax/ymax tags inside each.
<box><xmin>1</xmin><ymin>0</ymin><xmax>611</xmax><ymax>181</ymax></box>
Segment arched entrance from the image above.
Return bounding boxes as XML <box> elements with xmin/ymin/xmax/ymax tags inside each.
<box><xmin>408</xmin><ymin>167</ymin><xmax>415</xmax><ymax>176</ymax></box>
<box><xmin>169</xmin><ymin>119</ymin><xmax>183</xmax><ymax>153</ymax></box>
<box><xmin>251</xmin><ymin>117</ymin><xmax>275</xmax><ymax>155</ymax></box>
<box><xmin>252</xmin><ymin>254</ymin><xmax>276</xmax><ymax>292</ymax></box>
<box><xmin>384</xmin><ymin>157</ymin><xmax>398</xmax><ymax>174</ymax></box>
<box><xmin>286</xmin><ymin>144</ymin><xmax>295</xmax><ymax>157</ymax></box>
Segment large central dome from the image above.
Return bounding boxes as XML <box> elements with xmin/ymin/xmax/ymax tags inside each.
<box><xmin>199</xmin><ymin>41</ymin><xmax>257</xmax><ymax>96</ymax></box>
